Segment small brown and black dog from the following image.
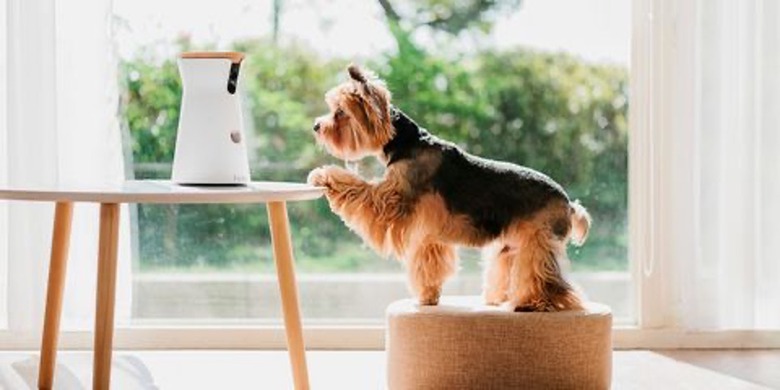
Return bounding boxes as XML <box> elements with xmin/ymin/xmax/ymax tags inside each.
<box><xmin>308</xmin><ymin>65</ymin><xmax>591</xmax><ymax>312</ymax></box>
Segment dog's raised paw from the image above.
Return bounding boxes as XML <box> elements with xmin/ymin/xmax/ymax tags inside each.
<box><xmin>307</xmin><ymin>166</ymin><xmax>331</xmax><ymax>187</ymax></box>
<box><xmin>308</xmin><ymin>165</ymin><xmax>354</xmax><ymax>188</ymax></box>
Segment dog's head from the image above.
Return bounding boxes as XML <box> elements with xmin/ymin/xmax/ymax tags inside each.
<box><xmin>313</xmin><ymin>64</ymin><xmax>394</xmax><ymax>161</ymax></box>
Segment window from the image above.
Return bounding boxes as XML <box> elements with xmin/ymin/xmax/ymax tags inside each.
<box><xmin>2</xmin><ymin>0</ymin><xmax>776</xmax><ymax>352</ymax></box>
<box><xmin>115</xmin><ymin>0</ymin><xmax>632</xmax><ymax>326</ymax></box>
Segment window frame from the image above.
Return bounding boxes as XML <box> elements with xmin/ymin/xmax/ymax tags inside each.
<box><xmin>2</xmin><ymin>0</ymin><xmax>780</xmax><ymax>351</ymax></box>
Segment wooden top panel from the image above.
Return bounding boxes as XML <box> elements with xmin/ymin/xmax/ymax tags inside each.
<box><xmin>0</xmin><ymin>180</ymin><xmax>323</xmax><ymax>204</ymax></box>
<box><xmin>180</xmin><ymin>51</ymin><xmax>245</xmax><ymax>64</ymax></box>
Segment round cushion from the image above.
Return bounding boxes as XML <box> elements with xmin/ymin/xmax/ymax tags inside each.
<box><xmin>386</xmin><ymin>296</ymin><xmax>612</xmax><ymax>390</ymax></box>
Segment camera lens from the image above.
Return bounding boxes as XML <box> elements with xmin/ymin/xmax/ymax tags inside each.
<box><xmin>227</xmin><ymin>63</ymin><xmax>241</xmax><ymax>94</ymax></box>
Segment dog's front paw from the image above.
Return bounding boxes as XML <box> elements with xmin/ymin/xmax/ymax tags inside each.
<box><xmin>417</xmin><ymin>286</ymin><xmax>441</xmax><ymax>306</ymax></box>
<box><xmin>483</xmin><ymin>290</ymin><xmax>507</xmax><ymax>306</ymax></box>
<box><xmin>307</xmin><ymin>165</ymin><xmax>348</xmax><ymax>187</ymax></box>
<box><xmin>307</xmin><ymin>166</ymin><xmax>331</xmax><ymax>187</ymax></box>
<box><xmin>306</xmin><ymin>165</ymin><xmax>358</xmax><ymax>192</ymax></box>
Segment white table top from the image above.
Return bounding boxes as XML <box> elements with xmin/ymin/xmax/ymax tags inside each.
<box><xmin>0</xmin><ymin>180</ymin><xmax>324</xmax><ymax>204</ymax></box>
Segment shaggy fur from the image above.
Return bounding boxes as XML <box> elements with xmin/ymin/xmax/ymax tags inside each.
<box><xmin>308</xmin><ymin>65</ymin><xmax>591</xmax><ymax>311</ymax></box>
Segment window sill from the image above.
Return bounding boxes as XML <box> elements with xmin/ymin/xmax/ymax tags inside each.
<box><xmin>0</xmin><ymin>327</ymin><xmax>778</xmax><ymax>350</ymax></box>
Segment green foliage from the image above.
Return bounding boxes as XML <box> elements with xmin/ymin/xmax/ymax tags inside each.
<box><xmin>234</xmin><ymin>39</ymin><xmax>344</xmax><ymax>169</ymax></box>
<box><xmin>122</xmin><ymin>35</ymin><xmax>628</xmax><ymax>273</ymax></box>
<box><xmin>122</xmin><ymin>59</ymin><xmax>181</xmax><ymax>163</ymax></box>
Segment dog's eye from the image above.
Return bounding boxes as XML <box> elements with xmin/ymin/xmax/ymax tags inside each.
<box><xmin>335</xmin><ymin>108</ymin><xmax>345</xmax><ymax>118</ymax></box>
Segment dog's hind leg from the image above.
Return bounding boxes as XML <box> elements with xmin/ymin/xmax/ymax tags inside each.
<box><xmin>506</xmin><ymin>226</ymin><xmax>583</xmax><ymax>312</ymax></box>
<box><xmin>406</xmin><ymin>241</ymin><xmax>457</xmax><ymax>305</ymax></box>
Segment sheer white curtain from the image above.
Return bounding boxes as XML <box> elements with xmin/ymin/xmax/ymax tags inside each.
<box><xmin>54</xmin><ymin>0</ymin><xmax>133</xmax><ymax>331</ymax></box>
<box><xmin>691</xmin><ymin>0</ymin><xmax>780</xmax><ymax>330</ymax></box>
<box><xmin>0</xmin><ymin>0</ymin><xmax>8</xmax><ymax>328</ymax></box>
<box><xmin>4</xmin><ymin>0</ymin><xmax>131</xmax><ymax>334</ymax></box>
<box><xmin>636</xmin><ymin>0</ymin><xmax>780</xmax><ymax>330</ymax></box>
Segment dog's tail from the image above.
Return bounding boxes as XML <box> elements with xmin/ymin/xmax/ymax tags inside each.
<box><xmin>569</xmin><ymin>200</ymin><xmax>591</xmax><ymax>246</ymax></box>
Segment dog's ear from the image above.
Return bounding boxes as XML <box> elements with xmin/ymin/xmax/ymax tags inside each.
<box><xmin>363</xmin><ymin>83</ymin><xmax>394</xmax><ymax>141</ymax></box>
<box><xmin>346</xmin><ymin>64</ymin><xmax>393</xmax><ymax>140</ymax></box>
<box><xmin>347</xmin><ymin>64</ymin><xmax>369</xmax><ymax>84</ymax></box>
<box><xmin>346</xmin><ymin>64</ymin><xmax>389</xmax><ymax>104</ymax></box>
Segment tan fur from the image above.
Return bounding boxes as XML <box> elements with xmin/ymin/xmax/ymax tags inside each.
<box><xmin>314</xmin><ymin>68</ymin><xmax>394</xmax><ymax>161</ymax></box>
<box><xmin>309</xmin><ymin>65</ymin><xmax>586</xmax><ymax>311</ymax></box>
<box><xmin>498</xmin><ymin>201</ymin><xmax>584</xmax><ymax>311</ymax></box>
<box><xmin>406</xmin><ymin>240</ymin><xmax>458</xmax><ymax>305</ymax></box>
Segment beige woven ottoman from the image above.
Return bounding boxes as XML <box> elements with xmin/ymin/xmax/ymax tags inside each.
<box><xmin>386</xmin><ymin>296</ymin><xmax>612</xmax><ymax>390</ymax></box>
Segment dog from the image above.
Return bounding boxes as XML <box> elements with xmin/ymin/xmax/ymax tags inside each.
<box><xmin>307</xmin><ymin>64</ymin><xmax>591</xmax><ymax>312</ymax></box>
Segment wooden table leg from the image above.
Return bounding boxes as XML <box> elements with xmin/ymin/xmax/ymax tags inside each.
<box><xmin>93</xmin><ymin>203</ymin><xmax>120</xmax><ymax>390</ymax></box>
<box><xmin>267</xmin><ymin>201</ymin><xmax>310</xmax><ymax>390</ymax></box>
<box><xmin>38</xmin><ymin>202</ymin><xmax>74</xmax><ymax>390</ymax></box>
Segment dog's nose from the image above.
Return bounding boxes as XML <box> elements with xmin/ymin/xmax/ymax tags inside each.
<box><xmin>313</xmin><ymin>122</ymin><xmax>321</xmax><ymax>132</ymax></box>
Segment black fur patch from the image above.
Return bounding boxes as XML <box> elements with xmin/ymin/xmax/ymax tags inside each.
<box><xmin>384</xmin><ymin>107</ymin><xmax>570</xmax><ymax>238</ymax></box>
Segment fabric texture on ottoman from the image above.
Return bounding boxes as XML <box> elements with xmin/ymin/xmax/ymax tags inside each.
<box><xmin>386</xmin><ymin>296</ymin><xmax>612</xmax><ymax>390</ymax></box>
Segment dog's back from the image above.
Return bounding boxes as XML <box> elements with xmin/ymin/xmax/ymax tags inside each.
<box><xmin>432</xmin><ymin>147</ymin><xmax>570</xmax><ymax>237</ymax></box>
<box><xmin>387</xmin><ymin>108</ymin><xmax>576</xmax><ymax>243</ymax></box>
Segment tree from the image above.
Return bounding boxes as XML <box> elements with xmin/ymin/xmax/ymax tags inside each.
<box><xmin>272</xmin><ymin>0</ymin><xmax>283</xmax><ymax>44</ymax></box>
<box><xmin>377</xmin><ymin>0</ymin><xmax>522</xmax><ymax>36</ymax></box>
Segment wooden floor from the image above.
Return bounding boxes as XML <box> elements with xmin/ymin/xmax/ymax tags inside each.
<box><xmin>0</xmin><ymin>350</ymin><xmax>777</xmax><ymax>389</ymax></box>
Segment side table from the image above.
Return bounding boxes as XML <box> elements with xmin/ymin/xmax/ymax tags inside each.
<box><xmin>0</xmin><ymin>180</ymin><xmax>323</xmax><ymax>390</ymax></box>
